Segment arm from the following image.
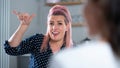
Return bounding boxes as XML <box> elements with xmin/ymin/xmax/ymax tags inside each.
<box><xmin>4</xmin><ymin>10</ymin><xmax>37</xmax><ymax>55</ymax></box>
<box><xmin>8</xmin><ymin>24</ymin><xmax>29</xmax><ymax>47</ymax></box>
<box><xmin>4</xmin><ymin>34</ymin><xmax>44</xmax><ymax>55</ymax></box>
<box><xmin>8</xmin><ymin>10</ymin><xmax>35</xmax><ymax>47</ymax></box>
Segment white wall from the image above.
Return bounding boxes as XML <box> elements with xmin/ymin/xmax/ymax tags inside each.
<box><xmin>10</xmin><ymin>0</ymin><xmax>41</xmax><ymax>38</ymax></box>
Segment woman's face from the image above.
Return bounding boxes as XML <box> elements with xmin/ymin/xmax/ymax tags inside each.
<box><xmin>48</xmin><ymin>15</ymin><xmax>68</xmax><ymax>42</ymax></box>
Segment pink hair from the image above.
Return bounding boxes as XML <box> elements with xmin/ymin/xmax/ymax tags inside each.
<box><xmin>41</xmin><ymin>5</ymin><xmax>73</xmax><ymax>51</ymax></box>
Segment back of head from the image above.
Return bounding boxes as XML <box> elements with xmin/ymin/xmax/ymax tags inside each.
<box><xmin>86</xmin><ymin>0</ymin><xmax>120</xmax><ymax>56</ymax></box>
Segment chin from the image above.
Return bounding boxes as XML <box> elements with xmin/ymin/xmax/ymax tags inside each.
<box><xmin>52</xmin><ymin>39</ymin><xmax>59</xmax><ymax>42</ymax></box>
<box><xmin>51</xmin><ymin>38</ymin><xmax>60</xmax><ymax>42</ymax></box>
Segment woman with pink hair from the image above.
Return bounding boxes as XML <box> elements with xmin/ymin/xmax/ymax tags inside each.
<box><xmin>49</xmin><ymin>0</ymin><xmax>120</xmax><ymax>68</ymax></box>
<box><xmin>4</xmin><ymin>5</ymin><xmax>73</xmax><ymax>68</ymax></box>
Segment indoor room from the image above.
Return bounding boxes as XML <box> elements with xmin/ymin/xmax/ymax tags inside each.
<box><xmin>2</xmin><ymin>0</ymin><xmax>118</xmax><ymax>68</ymax></box>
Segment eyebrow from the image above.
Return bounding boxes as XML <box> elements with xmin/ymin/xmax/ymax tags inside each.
<box><xmin>49</xmin><ymin>20</ymin><xmax>54</xmax><ymax>22</ymax></box>
<box><xmin>57</xmin><ymin>20</ymin><xmax>63</xmax><ymax>22</ymax></box>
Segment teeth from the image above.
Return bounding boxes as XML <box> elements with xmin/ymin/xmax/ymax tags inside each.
<box><xmin>52</xmin><ymin>32</ymin><xmax>59</xmax><ymax>34</ymax></box>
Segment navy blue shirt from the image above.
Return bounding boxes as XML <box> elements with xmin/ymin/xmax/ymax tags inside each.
<box><xmin>4</xmin><ymin>34</ymin><xmax>65</xmax><ymax>68</ymax></box>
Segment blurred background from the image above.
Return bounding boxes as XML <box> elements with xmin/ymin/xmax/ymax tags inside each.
<box><xmin>0</xmin><ymin>0</ymin><xmax>88</xmax><ymax>68</ymax></box>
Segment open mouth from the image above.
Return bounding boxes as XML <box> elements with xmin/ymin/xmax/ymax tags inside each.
<box><xmin>52</xmin><ymin>31</ymin><xmax>59</xmax><ymax>36</ymax></box>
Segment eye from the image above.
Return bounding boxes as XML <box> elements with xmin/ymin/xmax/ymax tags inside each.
<box><xmin>58</xmin><ymin>22</ymin><xmax>62</xmax><ymax>25</ymax></box>
<box><xmin>58</xmin><ymin>21</ymin><xmax>63</xmax><ymax>25</ymax></box>
<box><xmin>49</xmin><ymin>22</ymin><xmax>54</xmax><ymax>26</ymax></box>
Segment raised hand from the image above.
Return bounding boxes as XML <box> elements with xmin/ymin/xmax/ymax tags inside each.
<box><xmin>13</xmin><ymin>10</ymin><xmax>35</xmax><ymax>25</ymax></box>
<box><xmin>8</xmin><ymin>11</ymin><xmax>35</xmax><ymax>47</ymax></box>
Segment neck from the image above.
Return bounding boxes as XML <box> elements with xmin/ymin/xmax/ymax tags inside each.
<box><xmin>49</xmin><ymin>39</ymin><xmax>64</xmax><ymax>48</ymax></box>
<box><xmin>49</xmin><ymin>39</ymin><xmax>64</xmax><ymax>54</ymax></box>
<box><xmin>99</xmin><ymin>37</ymin><xmax>108</xmax><ymax>43</ymax></box>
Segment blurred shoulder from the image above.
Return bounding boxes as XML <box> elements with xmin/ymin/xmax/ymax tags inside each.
<box><xmin>51</xmin><ymin>41</ymin><xmax>118</xmax><ymax>68</ymax></box>
<box><xmin>57</xmin><ymin>40</ymin><xmax>111</xmax><ymax>56</ymax></box>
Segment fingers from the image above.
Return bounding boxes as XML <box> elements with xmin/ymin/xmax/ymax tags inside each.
<box><xmin>28</xmin><ymin>14</ymin><xmax>35</xmax><ymax>23</ymax></box>
<box><xmin>12</xmin><ymin>10</ymin><xmax>35</xmax><ymax>25</ymax></box>
<box><xmin>13</xmin><ymin>10</ymin><xmax>21</xmax><ymax>16</ymax></box>
<box><xmin>13</xmin><ymin>10</ymin><xmax>18</xmax><ymax>15</ymax></box>
<box><xmin>12</xmin><ymin>10</ymin><xmax>24</xmax><ymax>20</ymax></box>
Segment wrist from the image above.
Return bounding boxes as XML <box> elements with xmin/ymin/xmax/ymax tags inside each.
<box><xmin>19</xmin><ymin>23</ymin><xmax>29</xmax><ymax>27</ymax></box>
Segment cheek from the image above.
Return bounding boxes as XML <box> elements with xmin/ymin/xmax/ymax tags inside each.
<box><xmin>60</xmin><ymin>26</ymin><xmax>67</xmax><ymax>32</ymax></box>
<box><xmin>48</xmin><ymin>26</ymin><xmax>52</xmax><ymax>34</ymax></box>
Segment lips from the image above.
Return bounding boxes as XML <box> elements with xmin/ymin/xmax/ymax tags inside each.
<box><xmin>52</xmin><ymin>31</ymin><xmax>59</xmax><ymax>36</ymax></box>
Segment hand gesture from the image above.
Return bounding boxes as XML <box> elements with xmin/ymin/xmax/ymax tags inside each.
<box><xmin>13</xmin><ymin>10</ymin><xmax>35</xmax><ymax>26</ymax></box>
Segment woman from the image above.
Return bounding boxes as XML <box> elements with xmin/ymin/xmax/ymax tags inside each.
<box><xmin>50</xmin><ymin>0</ymin><xmax>120</xmax><ymax>68</ymax></box>
<box><xmin>4</xmin><ymin>5</ymin><xmax>73</xmax><ymax>68</ymax></box>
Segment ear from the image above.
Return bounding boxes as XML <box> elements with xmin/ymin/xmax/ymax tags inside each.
<box><xmin>65</xmin><ymin>23</ymin><xmax>70</xmax><ymax>31</ymax></box>
<box><xmin>65</xmin><ymin>27</ymin><xmax>68</xmax><ymax>31</ymax></box>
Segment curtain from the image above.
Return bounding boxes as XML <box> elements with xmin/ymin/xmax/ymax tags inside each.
<box><xmin>0</xmin><ymin>0</ymin><xmax>10</xmax><ymax>68</ymax></box>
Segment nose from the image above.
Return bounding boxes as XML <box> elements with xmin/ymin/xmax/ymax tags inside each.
<box><xmin>53</xmin><ymin>24</ymin><xmax>58</xmax><ymax>30</ymax></box>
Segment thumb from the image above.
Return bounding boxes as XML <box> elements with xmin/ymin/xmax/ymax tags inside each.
<box><xmin>28</xmin><ymin>14</ymin><xmax>36</xmax><ymax>22</ymax></box>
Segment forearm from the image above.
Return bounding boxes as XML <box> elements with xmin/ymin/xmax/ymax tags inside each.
<box><xmin>8</xmin><ymin>24</ymin><xmax>29</xmax><ymax>47</ymax></box>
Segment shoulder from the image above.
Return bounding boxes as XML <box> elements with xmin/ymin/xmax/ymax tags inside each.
<box><xmin>29</xmin><ymin>33</ymin><xmax>44</xmax><ymax>40</ymax></box>
<box><xmin>52</xmin><ymin>41</ymin><xmax>117</xmax><ymax>68</ymax></box>
<box><xmin>56</xmin><ymin>41</ymin><xmax>111</xmax><ymax>57</ymax></box>
<box><xmin>32</xmin><ymin>33</ymin><xmax>44</xmax><ymax>38</ymax></box>
<box><xmin>25</xmin><ymin>33</ymin><xmax>45</xmax><ymax>44</ymax></box>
